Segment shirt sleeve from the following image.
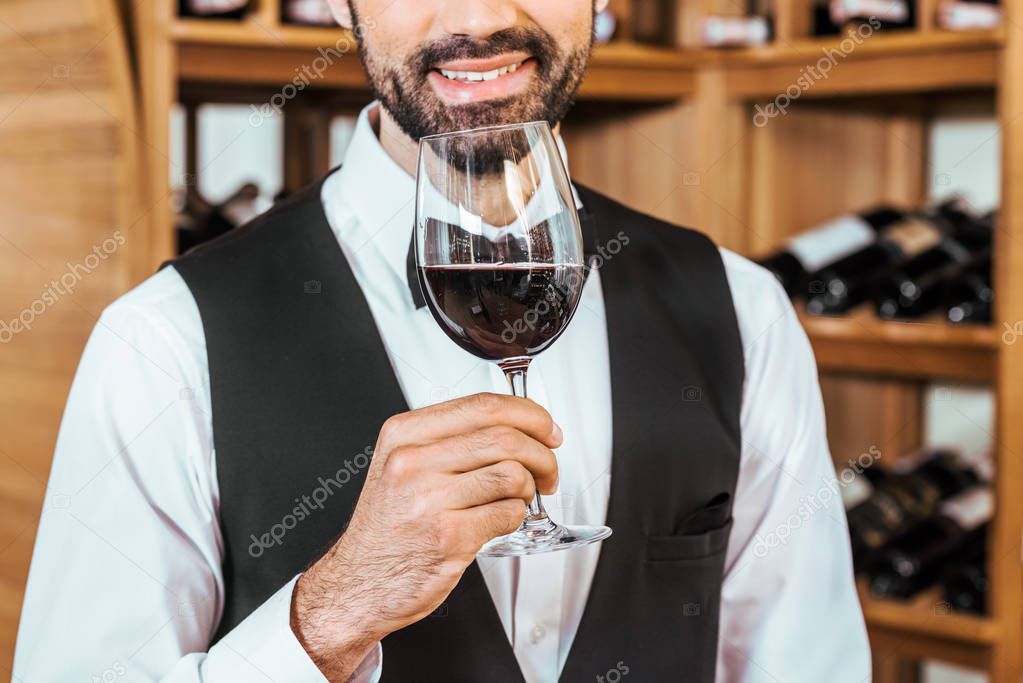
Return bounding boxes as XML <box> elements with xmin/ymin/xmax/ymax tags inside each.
<box><xmin>714</xmin><ymin>250</ymin><xmax>871</xmax><ymax>682</ymax></box>
<box><xmin>13</xmin><ymin>268</ymin><xmax>382</xmax><ymax>682</ymax></box>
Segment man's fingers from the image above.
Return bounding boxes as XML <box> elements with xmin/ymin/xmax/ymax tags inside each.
<box><xmin>446</xmin><ymin>461</ymin><xmax>537</xmax><ymax>509</ymax></box>
<box><xmin>379</xmin><ymin>393</ymin><xmax>562</xmax><ymax>451</ymax></box>
<box><xmin>421</xmin><ymin>426</ymin><xmax>558</xmax><ymax>494</ymax></box>
<box><xmin>460</xmin><ymin>498</ymin><xmax>528</xmax><ymax>549</ymax></box>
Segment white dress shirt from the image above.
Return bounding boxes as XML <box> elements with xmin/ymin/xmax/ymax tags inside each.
<box><xmin>15</xmin><ymin>102</ymin><xmax>870</xmax><ymax>682</ymax></box>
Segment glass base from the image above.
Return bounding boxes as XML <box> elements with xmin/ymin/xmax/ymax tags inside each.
<box><xmin>478</xmin><ymin>519</ymin><xmax>612</xmax><ymax>557</ymax></box>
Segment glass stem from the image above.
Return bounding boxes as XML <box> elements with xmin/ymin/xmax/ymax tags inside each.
<box><xmin>499</xmin><ymin>358</ymin><xmax>553</xmax><ymax>528</ymax></box>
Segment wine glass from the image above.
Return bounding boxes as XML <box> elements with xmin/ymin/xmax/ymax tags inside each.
<box><xmin>414</xmin><ymin>121</ymin><xmax>612</xmax><ymax>557</ymax></box>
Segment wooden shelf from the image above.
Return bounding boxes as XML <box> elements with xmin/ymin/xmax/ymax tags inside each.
<box><xmin>716</xmin><ymin>29</ymin><xmax>1003</xmax><ymax>98</ymax></box>
<box><xmin>860</xmin><ymin>583</ymin><xmax>998</xmax><ymax>669</ymax></box>
<box><xmin>172</xmin><ymin>19</ymin><xmax>696</xmax><ymax>100</ymax></box>
<box><xmin>170</xmin><ymin>17</ymin><xmax>1002</xmax><ymax>100</ymax></box>
<box><xmin>800</xmin><ymin>310</ymin><xmax>999</xmax><ymax>382</ymax></box>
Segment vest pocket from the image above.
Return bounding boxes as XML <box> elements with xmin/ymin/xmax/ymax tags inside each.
<box><xmin>645</xmin><ymin>518</ymin><xmax>733</xmax><ymax>562</ymax></box>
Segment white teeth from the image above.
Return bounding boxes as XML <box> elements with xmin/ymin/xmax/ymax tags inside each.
<box><xmin>438</xmin><ymin>61</ymin><xmax>524</xmax><ymax>82</ymax></box>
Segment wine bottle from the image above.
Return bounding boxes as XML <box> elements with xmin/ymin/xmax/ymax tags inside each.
<box><xmin>179</xmin><ymin>0</ymin><xmax>251</xmax><ymax>19</ymax></box>
<box><xmin>937</xmin><ymin>0</ymin><xmax>1002</xmax><ymax>31</ymax></box>
<box><xmin>806</xmin><ymin>206</ymin><xmax>956</xmax><ymax>315</ymax></box>
<box><xmin>757</xmin><ymin>206</ymin><xmax>905</xmax><ymax>298</ymax></box>
<box><xmin>941</xmin><ymin>535</ymin><xmax>987</xmax><ymax>614</ymax></box>
<box><xmin>947</xmin><ymin>255</ymin><xmax>994</xmax><ymax>324</ymax></box>
<box><xmin>869</xmin><ymin>486</ymin><xmax>992</xmax><ymax>600</ymax></box>
<box><xmin>811</xmin><ymin>0</ymin><xmax>842</xmax><ymax>35</ymax></box>
<box><xmin>830</xmin><ymin>0</ymin><xmax>916</xmax><ymax>31</ymax></box>
<box><xmin>874</xmin><ymin>206</ymin><xmax>991</xmax><ymax>320</ymax></box>
<box><xmin>847</xmin><ymin>450</ymin><xmax>977</xmax><ymax>572</ymax></box>
<box><xmin>177</xmin><ymin>182</ymin><xmax>268</xmax><ymax>254</ymax></box>
<box><xmin>282</xmin><ymin>0</ymin><xmax>337</xmax><ymax>26</ymax></box>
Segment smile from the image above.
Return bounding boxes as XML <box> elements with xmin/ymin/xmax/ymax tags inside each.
<box><xmin>427</xmin><ymin>55</ymin><xmax>536</xmax><ymax>104</ymax></box>
<box><xmin>438</xmin><ymin>61</ymin><xmax>524</xmax><ymax>83</ymax></box>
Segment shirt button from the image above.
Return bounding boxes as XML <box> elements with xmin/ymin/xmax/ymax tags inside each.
<box><xmin>529</xmin><ymin>624</ymin><xmax>546</xmax><ymax>644</ymax></box>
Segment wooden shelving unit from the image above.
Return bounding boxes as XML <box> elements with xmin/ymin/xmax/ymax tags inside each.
<box><xmin>123</xmin><ymin>0</ymin><xmax>1023</xmax><ymax>680</ymax></box>
<box><xmin>801</xmin><ymin>311</ymin><xmax>999</xmax><ymax>382</ymax></box>
<box><xmin>719</xmin><ymin>28</ymin><xmax>1003</xmax><ymax>97</ymax></box>
<box><xmin>172</xmin><ymin>21</ymin><xmax>697</xmax><ymax>99</ymax></box>
<box><xmin>860</xmin><ymin>583</ymin><xmax>998</xmax><ymax>669</ymax></box>
<box><xmin>694</xmin><ymin>2</ymin><xmax>1022</xmax><ymax>680</ymax></box>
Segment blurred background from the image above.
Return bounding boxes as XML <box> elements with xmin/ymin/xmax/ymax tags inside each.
<box><xmin>0</xmin><ymin>0</ymin><xmax>1020</xmax><ymax>681</ymax></box>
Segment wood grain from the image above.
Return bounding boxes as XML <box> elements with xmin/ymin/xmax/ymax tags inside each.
<box><xmin>0</xmin><ymin>0</ymin><xmax>141</xmax><ymax>674</ymax></box>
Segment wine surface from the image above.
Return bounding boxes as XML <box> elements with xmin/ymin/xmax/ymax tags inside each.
<box><xmin>419</xmin><ymin>263</ymin><xmax>585</xmax><ymax>361</ymax></box>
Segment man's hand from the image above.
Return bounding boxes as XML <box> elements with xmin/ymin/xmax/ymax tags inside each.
<box><xmin>291</xmin><ymin>392</ymin><xmax>561</xmax><ymax>680</ymax></box>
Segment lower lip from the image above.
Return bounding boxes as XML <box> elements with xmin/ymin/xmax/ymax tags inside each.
<box><xmin>427</xmin><ymin>59</ymin><xmax>537</xmax><ymax>105</ymax></box>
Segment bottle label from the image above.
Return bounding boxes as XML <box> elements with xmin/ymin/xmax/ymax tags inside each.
<box><xmin>186</xmin><ymin>0</ymin><xmax>249</xmax><ymax>14</ymax></box>
<box><xmin>284</xmin><ymin>0</ymin><xmax>337</xmax><ymax>24</ymax></box>
<box><xmin>831</xmin><ymin>0</ymin><xmax>910</xmax><ymax>23</ymax></box>
<box><xmin>938</xmin><ymin>2</ymin><xmax>1003</xmax><ymax>31</ymax></box>
<box><xmin>941</xmin><ymin>487</ymin><xmax>994</xmax><ymax>532</ymax></box>
<box><xmin>884</xmin><ymin>218</ymin><xmax>943</xmax><ymax>258</ymax></box>
<box><xmin>786</xmin><ymin>215</ymin><xmax>876</xmax><ymax>271</ymax></box>
<box><xmin>841</xmin><ymin>470</ymin><xmax>874</xmax><ymax>509</ymax></box>
<box><xmin>699</xmin><ymin>16</ymin><xmax>770</xmax><ymax>47</ymax></box>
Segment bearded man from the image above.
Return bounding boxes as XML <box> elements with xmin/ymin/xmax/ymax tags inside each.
<box><xmin>15</xmin><ymin>1</ymin><xmax>869</xmax><ymax>681</ymax></box>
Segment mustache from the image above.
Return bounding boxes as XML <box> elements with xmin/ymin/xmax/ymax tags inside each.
<box><xmin>409</xmin><ymin>26</ymin><xmax>558</xmax><ymax>73</ymax></box>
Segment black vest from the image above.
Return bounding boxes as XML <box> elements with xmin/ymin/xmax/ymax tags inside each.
<box><xmin>171</xmin><ymin>172</ymin><xmax>744</xmax><ymax>682</ymax></box>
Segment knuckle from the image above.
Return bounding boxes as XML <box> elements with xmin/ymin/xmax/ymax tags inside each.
<box><xmin>383</xmin><ymin>446</ymin><xmax>415</xmax><ymax>480</ymax></box>
<box><xmin>434</xmin><ymin>512</ymin><xmax>462</xmax><ymax>553</ymax></box>
<box><xmin>378</xmin><ymin>414</ymin><xmax>405</xmax><ymax>448</ymax></box>
<box><xmin>541</xmin><ymin>448</ymin><xmax>559</xmax><ymax>475</ymax></box>
<box><xmin>472</xmin><ymin>392</ymin><xmax>504</xmax><ymax>417</ymax></box>
<box><xmin>509</xmin><ymin>463</ymin><xmax>532</xmax><ymax>491</ymax></box>
<box><xmin>492</xmin><ymin>461</ymin><xmax>526</xmax><ymax>490</ymax></box>
<box><xmin>408</xmin><ymin>491</ymin><xmax>431</xmax><ymax>518</ymax></box>
<box><xmin>499</xmin><ymin>500</ymin><xmax>527</xmax><ymax>533</ymax></box>
<box><xmin>485</xmin><ymin>425</ymin><xmax>520</xmax><ymax>451</ymax></box>
<box><xmin>488</xmin><ymin>458</ymin><xmax>515</xmax><ymax>484</ymax></box>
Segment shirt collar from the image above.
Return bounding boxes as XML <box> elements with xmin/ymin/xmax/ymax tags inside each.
<box><xmin>331</xmin><ymin>102</ymin><xmax>583</xmax><ymax>288</ymax></box>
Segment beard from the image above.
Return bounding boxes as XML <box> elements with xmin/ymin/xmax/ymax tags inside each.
<box><xmin>351</xmin><ymin>7</ymin><xmax>592</xmax><ymax>174</ymax></box>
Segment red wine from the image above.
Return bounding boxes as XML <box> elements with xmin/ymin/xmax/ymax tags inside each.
<box><xmin>419</xmin><ymin>264</ymin><xmax>585</xmax><ymax>361</ymax></box>
<box><xmin>869</xmin><ymin>486</ymin><xmax>992</xmax><ymax>600</ymax></box>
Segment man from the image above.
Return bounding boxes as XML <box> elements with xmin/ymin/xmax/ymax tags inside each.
<box><xmin>15</xmin><ymin>0</ymin><xmax>870</xmax><ymax>680</ymax></box>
